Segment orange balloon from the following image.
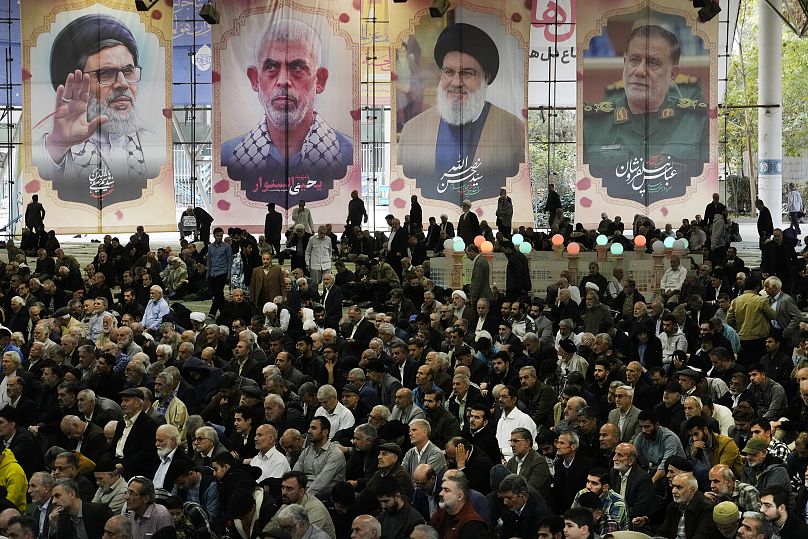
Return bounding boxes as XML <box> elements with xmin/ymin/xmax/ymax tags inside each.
<box><xmin>480</xmin><ymin>241</ymin><xmax>494</xmax><ymax>254</ymax></box>
<box><xmin>474</xmin><ymin>235</ymin><xmax>485</xmax><ymax>247</ymax></box>
<box><xmin>551</xmin><ymin>234</ymin><xmax>564</xmax><ymax>246</ymax></box>
<box><xmin>634</xmin><ymin>235</ymin><xmax>647</xmax><ymax>247</ymax></box>
<box><xmin>567</xmin><ymin>242</ymin><xmax>581</xmax><ymax>255</ymax></box>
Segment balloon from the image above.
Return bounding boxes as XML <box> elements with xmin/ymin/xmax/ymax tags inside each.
<box><xmin>567</xmin><ymin>242</ymin><xmax>581</xmax><ymax>255</ymax></box>
<box><xmin>634</xmin><ymin>235</ymin><xmax>647</xmax><ymax>247</ymax></box>
<box><xmin>443</xmin><ymin>238</ymin><xmax>455</xmax><ymax>250</ymax></box>
<box><xmin>672</xmin><ymin>239</ymin><xmax>685</xmax><ymax>250</ymax></box>
<box><xmin>480</xmin><ymin>241</ymin><xmax>494</xmax><ymax>254</ymax></box>
<box><xmin>551</xmin><ymin>234</ymin><xmax>564</xmax><ymax>246</ymax></box>
<box><xmin>453</xmin><ymin>238</ymin><xmax>465</xmax><ymax>252</ymax></box>
<box><xmin>610</xmin><ymin>243</ymin><xmax>624</xmax><ymax>255</ymax></box>
<box><xmin>652</xmin><ymin>240</ymin><xmax>666</xmax><ymax>254</ymax></box>
<box><xmin>513</xmin><ymin>233</ymin><xmax>525</xmax><ymax>246</ymax></box>
<box><xmin>519</xmin><ymin>242</ymin><xmax>532</xmax><ymax>254</ymax></box>
<box><xmin>681</xmin><ymin>238</ymin><xmax>689</xmax><ymax>249</ymax></box>
<box><xmin>474</xmin><ymin>235</ymin><xmax>485</xmax><ymax>248</ymax></box>
<box><xmin>596</xmin><ymin>234</ymin><xmax>608</xmax><ymax>246</ymax></box>
<box><xmin>663</xmin><ymin>236</ymin><xmax>675</xmax><ymax>249</ymax></box>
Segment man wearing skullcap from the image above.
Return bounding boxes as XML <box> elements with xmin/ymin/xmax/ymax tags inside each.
<box><xmin>34</xmin><ymin>14</ymin><xmax>161</xmax><ymax>206</ymax></box>
<box><xmin>221</xmin><ymin>18</ymin><xmax>353</xmax><ymax>206</ymax></box>
<box><xmin>398</xmin><ymin>23</ymin><xmax>525</xmax><ymax>204</ymax></box>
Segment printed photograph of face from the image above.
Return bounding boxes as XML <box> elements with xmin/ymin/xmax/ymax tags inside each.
<box><xmin>219</xmin><ymin>15</ymin><xmax>354</xmax><ymax>207</ymax></box>
<box><xmin>581</xmin><ymin>10</ymin><xmax>711</xmax><ymax>205</ymax></box>
<box><xmin>29</xmin><ymin>9</ymin><xmax>167</xmax><ymax>208</ymax></box>
<box><xmin>396</xmin><ymin>10</ymin><xmax>526</xmax><ymax>206</ymax></box>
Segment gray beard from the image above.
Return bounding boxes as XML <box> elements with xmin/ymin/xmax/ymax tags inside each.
<box><xmin>87</xmin><ymin>91</ymin><xmax>143</xmax><ymax>136</ymax></box>
<box><xmin>261</xmin><ymin>86</ymin><xmax>315</xmax><ymax>131</ymax></box>
<box><xmin>436</xmin><ymin>81</ymin><xmax>488</xmax><ymax>126</ymax></box>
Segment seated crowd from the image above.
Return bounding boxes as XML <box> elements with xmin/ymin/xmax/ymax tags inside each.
<box><xmin>0</xmin><ymin>195</ymin><xmax>805</xmax><ymax>539</ymax></box>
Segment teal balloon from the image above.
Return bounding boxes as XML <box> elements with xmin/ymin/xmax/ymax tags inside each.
<box><xmin>453</xmin><ymin>238</ymin><xmax>465</xmax><ymax>252</ymax></box>
<box><xmin>596</xmin><ymin>234</ymin><xmax>608</xmax><ymax>246</ymax></box>
<box><xmin>663</xmin><ymin>236</ymin><xmax>675</xmax><ymax>249</ymax></box>
<box><xmin>519</xmin><ymin>242</ymin><xmax>532</xmax><ymax>254</ymax></box>
<box><xmin>610</xmin><ymin>243</ymin><xmax>624</xmax><ymax>255</ymax></box>
<box><xmin>512</xmin><ymin>233</ymin><xmax>524</xmax><ymax>245</ymax></box>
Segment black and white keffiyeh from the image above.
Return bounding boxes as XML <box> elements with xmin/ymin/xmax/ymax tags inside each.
<box><xmin>230</xmin><ymin>112</ymin><xmax>342</xmax><ymax>172</ymax></box>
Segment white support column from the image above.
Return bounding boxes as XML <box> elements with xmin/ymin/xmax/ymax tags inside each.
<box><xmin>758</xmin><ymin>0</ymin><xmax>783</xmax><ymax>224</ymax></box>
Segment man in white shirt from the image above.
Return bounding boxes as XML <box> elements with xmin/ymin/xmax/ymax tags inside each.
<box><xmin>249</xmin><ymin>424</ymin><xmax>290</xmax><ymax>482</ymax></box>
<box><xmin>495</xmin><ymin>385</ymin><xmax>537</xmax><ymax>458</ymax></box>
<box><xmin>660</xmin><ymin>255</ymin><xmax>687</xmax><ymax>306</ymax></box>
<box><xmin>305</xmin><ymin>226</ymin><xmax>333</xmax><ymax>287</ymax></box>
<box><xmin>658</xmin><ymin>314</ymin><xmax>688</xmax><ymax>367</ymax></box>
<box><xmin>313</xmin><ymin>385</ymin><xmax>355</xmax><ymax>440</ymax></box>
<box><xmin>153</xmin><ymin>424</ymin><xmax>184</xmax><ymax>491</ymax></box>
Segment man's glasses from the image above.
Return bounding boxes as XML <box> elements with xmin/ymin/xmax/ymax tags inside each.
<box><xmin>86</xmin><ymin>66</ymin><xmax>142</xmax><ymax>86</ymax></box>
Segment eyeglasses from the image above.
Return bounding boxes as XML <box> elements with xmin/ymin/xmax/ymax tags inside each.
<box><xmin>125</xmin><ymin>489</ymin><xmax>143</xmax><ymax>497</ymax></box>
<box><xmin>509</xmin><ymin>438</ymin><xmax>528</xmax><ymax>444</ymax></box>
<box><xmin>86</xmin><ymin>66</ymin><xmax>142</xmax><ymax>86</ymax></box>
<box><xmin>194</xmin><ymin>436</ymin><xmax>210</xmax><ymax>442</ymax></box>
<box><xmin>440</xmin><ymin>67</ymin><xmax>480</xmax><ymax>82</ymax></box>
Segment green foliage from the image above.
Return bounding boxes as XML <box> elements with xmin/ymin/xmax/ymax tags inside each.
<box><xmin>723</xmin><ymin>0</ymin><xmax>808</xmax><ymax>183</ymax></box>
<box><xmin>528</xmin><ymin>109</ymin><xmax>577</xmax><ymax>226</ymax></box>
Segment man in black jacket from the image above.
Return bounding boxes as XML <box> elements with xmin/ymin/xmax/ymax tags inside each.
<box><xmin>756</xmin><ymin>198</ymin><xmax>774</xmax><ymax>250</ymax></box>
<box><xmin>112</xmin><ymin>388</ymin><xmax>159</xmax><ymax>480</ymax></box>
<box><xmin>760</xmin><ymin>484</ymin><xmax>808</xmax><ymax>539</ymax></box>
<box><xmin>347</xmin><ymin>190</ymin><xmax>368</xmax><ymax>228</ymax></box>
<box><xmin>264</xmin><ymin>203</ymin><xmax>283</xmax><ymax>256</ymax></box>
<box><xmin>49</xmin><ymin>478</ymin><xmax>112</xmax><ymax>539</ymax></box>
<box><xmin>502</xmin><ymin>241</ymin><xmax>531</xmax><ymax>300</ymax></box>
<box><xmin>498</xmin><ymin>473</ymin><xmax>553</xmax><ymax>539</ymax></box>
<box><xmin>0</xmin><ymin>406</ymin><xmax>43</xmax><ymax>478</ymax></box>
<box><xmin>445</xmin><ymin>436</ymin><xmax>492</xmax><ymax>494</ymax></box>
<box><xmin>646</xmin><ymin>472</ymin><xmax>719</xmax><ymax>539</ymax></box>
<box><xmin>551</xmin><ymin>431</ymin><xmax>594</xmax><ymax>514</ymax></box>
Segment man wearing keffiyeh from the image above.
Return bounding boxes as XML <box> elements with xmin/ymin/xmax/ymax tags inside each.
<box><xmin>221</xmin><ymin>18</ymin><xmax>353</xmax><ymax>206</ymax></box>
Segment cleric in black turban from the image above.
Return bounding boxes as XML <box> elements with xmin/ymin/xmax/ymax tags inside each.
<box><xmin>33</xmin><ymin>13</ymin><xmax>160</xmax><ymax>207</ymax></box>
<box><xmin>397</xmin><ymin>22</ymin><xmax>525</xmax><ymax>205</ymax></box>
<box><xmin>49</xmin><ymin>14</ymin><xmax>140</xmax><ymax>91</ymax></box>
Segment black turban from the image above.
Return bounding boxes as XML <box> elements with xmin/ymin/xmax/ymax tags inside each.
<box><xmin>49</xmin><ymin>14</ymin><xmax>139</xmax><ymax>91</ymax></box>
<box><xmin>434</xmin><ymin>23</ymin><xmax>499</xmax><ymax>83</ymax></box>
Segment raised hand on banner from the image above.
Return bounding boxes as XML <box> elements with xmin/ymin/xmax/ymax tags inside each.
<box><xmin>46</xmin><ymin>70</ymin><xmax>108</xmax><ymax>162</ymax></box>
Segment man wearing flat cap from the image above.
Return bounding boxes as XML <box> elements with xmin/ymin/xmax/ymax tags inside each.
<box><xmin>221</xmin><ymin>18</ymin><xmax>353</xmax><ymax>206</ymax></box>
<box><xmin>398</xmin><ymin>22</ymin><xmax>525</xmax><ymax>204</ymax></box>
<box><xmin>111</xmin><ymin>387</ymin><xmax>160</xmax><ymax>479</ymax></box>
<box><xmin>33</xmin><ymin>14</ymin><xmax>161</xmax><ymax>206</ymax></box>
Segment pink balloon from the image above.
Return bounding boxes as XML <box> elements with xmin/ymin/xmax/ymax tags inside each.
<box><xmin>566</xmin><ymin>242</ymin><xmax>581</xmax><ymax>255</ymax></box>
<box><xmin>474</xmin><ymin>235</ymin><xmax>485</xmax><ymax>248</ymax></box>
<box><xmin>551</xmin><ymin>234</ymin><xmax>564</xmax><ymax>246</ymax></box>
<box><xmin>480</xmin><ymin>241</ymin><xmax>494</xmax><ymax>254</ymax></box>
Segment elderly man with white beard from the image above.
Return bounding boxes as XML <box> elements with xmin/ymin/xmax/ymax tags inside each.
<box><xmin>398</xmin><ymin>23</ymin><xmax>525</xmax><ymax>204</ymax></box>
<box><xmin>222</xmin><ymin>18</ymin><xmax>353</xmax><ymax>205</ymax></box>
<box><xmin>34</xmin><ymin>14</ymin><xmax>161</xmax><ymax>206</ymax></box>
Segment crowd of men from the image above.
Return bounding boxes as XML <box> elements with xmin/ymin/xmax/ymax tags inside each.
<box><xmin>0</xmin><ymin>191</ymin><xmax>807</xmax><ymax>539</ymax></box>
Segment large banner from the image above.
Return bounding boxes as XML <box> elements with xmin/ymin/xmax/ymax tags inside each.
<box><xmin>22</xmin><ymin>0</ymin><xmax>175</xmax><ymax>233</ymax></box>
<box><xmin>576</xmin><ymin>0</ymin><xmax>718</xmax><ymax>225</ymax></box>
<box><xmin>391</xmin><ymin>0</ymin><xmax>533</xmax><ymax>227</ymax></box>
<box><xmin>211</xmin><ymin>0</ymin><xmax>360</xmax><ymax>230</ymax></box>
